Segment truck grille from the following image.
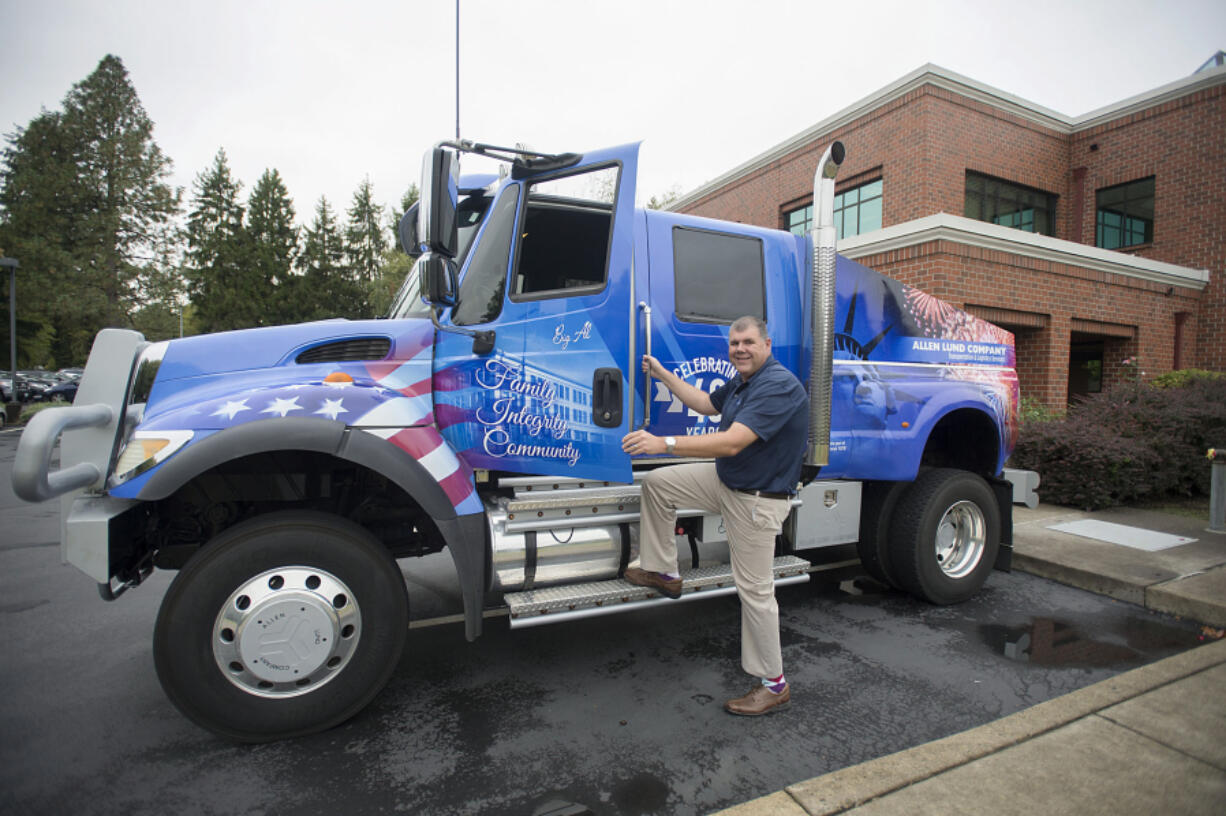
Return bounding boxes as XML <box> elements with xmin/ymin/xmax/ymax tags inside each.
<box><xmin>296</xmin><ymin>338</ymin><xmax>391</xmax><ymax>364</ymax></box>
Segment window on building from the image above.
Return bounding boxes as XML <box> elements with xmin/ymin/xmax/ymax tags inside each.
<box><xmin>1096</xmin><ymin>177</ymin><xmax>1154</xmax><ymax>249</ymax></box>
<box><xmin>785</xmin><ymin>204</ymin><xmax>812</xmax><ymax>236</ymax></box>
<box><xmin>964</xmin><ymin>172</ymin><xmax>1056</xmax><ymax>236</ymax></box>
<box><xmin>784</xmin><ymin>178</ymin><xmax>883</xmax><ymax>239</ymax></box>
<box><xmin>834</xmin><ymin>179</ymin><xmax>882</xmax><ymax>239</ymax></box>
<box><xmin>673</xmin><ymin>227</ymin><xmax>765</xmax><ymax>323</ymax></box>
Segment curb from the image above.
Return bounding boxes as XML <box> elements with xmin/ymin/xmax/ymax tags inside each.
<box><xmin>715</xmin><ymin>639</ymin><xmax>1226</xmax><ymax>815</ymax></box>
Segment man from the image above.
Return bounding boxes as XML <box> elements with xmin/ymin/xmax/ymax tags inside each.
<box><xmin>620</xmin><ymin>315</ymin><xmax>808</xmax><ymax>716</ymax></box>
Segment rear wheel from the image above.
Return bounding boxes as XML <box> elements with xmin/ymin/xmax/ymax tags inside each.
<box><xmin>856</xmin><ymin>481</ymin><xmax>908</xmax><ymax>588</ymax></box>
<box><xmin>888</xmin><ymin>469</ymin><xmax>999</xmax><ymax>605</ymax></box>
<box><xmin>153</xmin><ymin>511</ymin><xmax>408</xmax><ymax>742</ymax></box>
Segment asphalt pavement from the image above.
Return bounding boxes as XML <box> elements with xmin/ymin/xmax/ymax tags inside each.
<box><xmin>3</xmin><ymin>422</ymin><xmax>1223</xmax><ymax>814</ymax></box>
<box><xmin>716</xmin><ymin>503</ymin><xmax>1226</xmax><ymax>816</ymax></box>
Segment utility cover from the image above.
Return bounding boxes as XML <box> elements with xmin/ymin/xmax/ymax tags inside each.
<box><xmin>1047</xmin><ymin>520</ymin><xmax>1197</xmax><ymax>551</ymax></box>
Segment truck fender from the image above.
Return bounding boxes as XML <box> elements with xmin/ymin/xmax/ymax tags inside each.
<box><xmin>137</xmin><ymin>417</ymin><xmax>488</xmax><ymax>640</ymax></box>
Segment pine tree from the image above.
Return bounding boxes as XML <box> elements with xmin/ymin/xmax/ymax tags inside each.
<box><xmin>0</xmin><ymin>54</ymin><xmax>181</xmax><ymax>365</ymax></box>
<box><xmin>371</xmin><ymin>183</ymin><xmax>422</xmax><ymax>318</ymax></box>
<box><xmin>185</xmin><ymin>149</ymin><xmax>252</xmax><ymax>332</ymax></box>
<box><xmin>297</xmin><ymin>197</ymin><xmax>360</xmax><ymax>319</ymax></box>
<box><xmin>247</xmin><ymin>168</ymin><xmax>298</xmax><ymax>325</ymax></box>
<box><xmin>345</xmin><ymin>177</ymin><xmax>386</xmax><ymax>285</ymax></box>
<box><xmin>387</xmin><ymin>183</ymin><xmax>420</xmax><ymax>251</ymax></box>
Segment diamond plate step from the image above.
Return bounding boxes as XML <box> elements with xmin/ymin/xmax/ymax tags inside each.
<box><xmin>505</xmin><ymin>555</ymin><xmax>811</xmax><ymax>629</ymax></box>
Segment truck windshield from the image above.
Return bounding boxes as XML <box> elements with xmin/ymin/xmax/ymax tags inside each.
<box><xmin>388</xmin><ymin>192</ymin><xmax>492</xmax><ymax>319</ymax></box>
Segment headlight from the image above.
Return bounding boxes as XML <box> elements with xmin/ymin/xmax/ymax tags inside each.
<box><xmin>110</xmin><ymin>430</ymin><xmax>193</xmax><ymax>486</ymax></box>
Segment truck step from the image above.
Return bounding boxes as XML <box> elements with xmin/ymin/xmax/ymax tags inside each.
<box><xmin>504</xmin><ymin>555</ymin><xmax>811</xmax><ymax>629</ymax></box>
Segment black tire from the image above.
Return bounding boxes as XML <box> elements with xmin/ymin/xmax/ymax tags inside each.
<box><xmin>856</xmin><ymin>481</ymin><xmax>909</xmax><ymax>588</ymax></box>
<box><xmin>887</xmin><ymin>468</ymin><xmax>999</xmax><ymax>605</ymax></box>
<box><xmin>153</xmin><ymin>510</ymin><xmax>409</xmax><ymax>742</ymax></box>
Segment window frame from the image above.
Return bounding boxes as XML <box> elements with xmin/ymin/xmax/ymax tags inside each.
<box><xmin>451</xmin><ymin>183</ymin><xmax>522</xmax><ymax>326</ymax></box>
<box><xmin>507</xmin><ymin>161</ymin><xmax>622</xmax><ymax>304</ymax></box>
<box><xmin>1095</xmin><ymin>176</ymin><xmax>1155</xmax><ymax>249</ymax></box>
<box><xmin>671</xmin><ymin>225</ymin><xmax>767</xmax><ymax>326</ymax></box>
<box><xmin>964</xmin><ymin>171</ymin><xmax>1057</xmax><ymax>236</ymax></box>
<box><xmin>783</xmin><ymin>175</ymin><xmax>883</xmax><ymax>239</ymax></box>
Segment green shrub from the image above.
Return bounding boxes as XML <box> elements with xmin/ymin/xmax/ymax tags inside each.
<box><xmin>1019</xmin><ymin>395</ymin><xmax>1059</xmax><ymax>424</ymax></box>
<box><xmin>1151</xmin><ymin>369</ymin><xmax>1225</xmax><ymax>389</ymax></box>
<box><xmin>1012</xmin><ymin>376</ymin><xmax>1226</xmax><ymax>509</ymax></box>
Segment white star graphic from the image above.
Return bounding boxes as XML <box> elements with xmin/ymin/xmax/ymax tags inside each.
<box><xmin>211</xmin><ymin>399</ymin><xmax>250</xmax><ymax>421</ymax></box>
<box><xmin>315</xmin><ymin>398</ymin><xmax>348</xmax><ymax>421</ymax></box>
<box><xmin>261</xmin><ymin>396</ymin><xmax>303</xmax><ymax>417</ymax></box>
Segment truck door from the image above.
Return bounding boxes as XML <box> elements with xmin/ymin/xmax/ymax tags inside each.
<box><xmin>433</xmin><ymin>143</ymin><xmax>639</xmax><ymax>484</ymax></box>
<box><xmin>635</xmin><ymin>213</ymin><xmax>771</xmax><ymax>438</ymax></box>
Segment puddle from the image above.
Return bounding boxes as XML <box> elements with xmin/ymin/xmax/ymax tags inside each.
<box><xmin>610</xmin><ymin>771</ymin><xmax>670</xmax><ymax>814</ymax></box>
<box><xmin>980</xmin><ymin>617</ymin><xmax>1200</xmax><ymax>667</ymax></box>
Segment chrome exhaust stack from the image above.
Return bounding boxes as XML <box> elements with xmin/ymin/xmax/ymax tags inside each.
<box><xmin>806</xmin><ymin>141</ymin><xmax>844</xmax><ymax>468</ymax></box>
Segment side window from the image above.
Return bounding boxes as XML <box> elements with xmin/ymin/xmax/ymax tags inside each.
<box><xmin>453</xmin><ymin>185</ymin><xmax>521</xmax><ymax>326</ymax></box>
<box><xmin>672</xmin><ymin>227</ymin><xmax>765</xmax><ymax>323</ymax></box>
<box><xmin>512</xmin><ymin>165</ymin><xmax>617</xmax><ymax>299</ymax></box>
<box><xmin>1096</xmin><ymin>177</ymin><xmax>1154</xmax><ymax>249</ymax></box>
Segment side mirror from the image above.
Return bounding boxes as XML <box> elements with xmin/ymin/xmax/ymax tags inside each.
<box><xmin>417</xmin><ymin>252</ymin><xmax>459</xmax><ymax>307</ymax></box>
<box><xmin>418</xmin><ymin>147</ymin><xmax>459</xmax><ymax>258</ymax></box>
<box><xmin>398</xmin><ymin>202</ymin><xmax>421</xmax><ymax>257</ymax></box>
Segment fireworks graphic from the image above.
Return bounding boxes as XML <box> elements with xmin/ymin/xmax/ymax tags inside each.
<box><xmin>902</xmin><ymin>286</ymin><xmax>1013</xmax><ymax>345</ymax></box>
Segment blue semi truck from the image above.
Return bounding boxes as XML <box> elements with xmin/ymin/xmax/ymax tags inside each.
<box><xmin>13</xmin><ymin>140</ymin><xmax>1024</xmax><ymax>741</ymax></box>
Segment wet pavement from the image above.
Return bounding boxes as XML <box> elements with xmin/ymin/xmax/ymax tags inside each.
<box><xmin>0</xmin><ymin>430</ymin><xmax>1215</xmax><ymax>815</ymax></box>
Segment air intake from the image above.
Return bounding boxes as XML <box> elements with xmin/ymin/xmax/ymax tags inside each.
<box><xmin>296</xmin><ymin>338</ymin><xmax>392</xmax><ymax>364</ymax></box>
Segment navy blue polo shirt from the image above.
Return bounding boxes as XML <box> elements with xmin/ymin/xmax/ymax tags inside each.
<box><xmin>709</xmin><ymin>356</ymin><xmax>808</xmax><ymax>495</ymax></box>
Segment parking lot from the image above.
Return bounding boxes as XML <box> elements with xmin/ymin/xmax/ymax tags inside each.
<box><xmin>0</xmin><ymin>430</ymin><xmax>1205</xmax><ymax>815</ymax></box>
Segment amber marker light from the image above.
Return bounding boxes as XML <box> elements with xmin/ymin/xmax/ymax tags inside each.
<box><xmin>324</xmin><ymin>371</ymin><xmax>354</xmax><ymax>383</ymax></box>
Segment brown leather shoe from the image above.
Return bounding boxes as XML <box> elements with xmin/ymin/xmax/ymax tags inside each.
<box><xmin>623</xmin><ymin>567</ymin><xmax>683</xmax><ymax>599</ymax></box>
<box><xmin>725</xmin><ymin>684</ymin><xmax>790</xmax><ymax>716</ymax></box>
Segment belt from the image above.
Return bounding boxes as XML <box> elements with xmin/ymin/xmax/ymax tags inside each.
<box><xmin>735</xmin><ymin>488</ymin><xmax>792</xmax><ymax>500</ymax></box>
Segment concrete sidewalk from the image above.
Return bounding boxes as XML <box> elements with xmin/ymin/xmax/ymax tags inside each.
<box><xmin>717</xmin><ymin>503</ymin><xmax>1226</xmax><ymax>815</ymax></box>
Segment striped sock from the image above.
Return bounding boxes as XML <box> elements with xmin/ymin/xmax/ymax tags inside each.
<box><xmin>762</xmin><ymin>673</ymin><xmax>787</xmax><ymax>694</ymax></box>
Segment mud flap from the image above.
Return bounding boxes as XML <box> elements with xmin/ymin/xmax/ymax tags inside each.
<box><xmin>437</xmin><ymin>512</ymin><xmax>489</xmax><ymax>641</ymax></box>
<box><xmin>989</xmin><ymin>476</ymin><xmax>1013</xmax><ymax>572</ymax></box>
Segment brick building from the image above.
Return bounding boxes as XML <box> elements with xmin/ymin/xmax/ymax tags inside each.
<box><xmin>672</xmin><ymin>58</ymin><xmax>1225</xmax><ymax>410</ymax></box>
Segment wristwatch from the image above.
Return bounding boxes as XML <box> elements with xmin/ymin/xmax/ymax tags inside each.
<box><xmin>664</xmin><ymin>436</ymin><xmax>677</xmax><ymax>455</ymax></box>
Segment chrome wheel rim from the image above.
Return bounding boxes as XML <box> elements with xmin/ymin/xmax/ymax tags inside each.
<box><xmin>934</xmin><ymin>500</ymin><xmax>986</xmax><ymax>579</ymax></box>
<box><xmin>213</xmin><ymin>566</ymin><xmax>361</xmax><ymax>698</ymax></box>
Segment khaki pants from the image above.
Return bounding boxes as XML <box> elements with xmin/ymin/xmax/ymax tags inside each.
<box><xmin>638</xmin><ymin>462</ymin><xmax>791</xmax><ymax>679</ymax></box>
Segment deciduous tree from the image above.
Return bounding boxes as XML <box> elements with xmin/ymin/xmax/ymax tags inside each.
<box><xmin>0</xmin><ymin>54</ymin><xmax>181</xmax><ymax>365</ymax></box>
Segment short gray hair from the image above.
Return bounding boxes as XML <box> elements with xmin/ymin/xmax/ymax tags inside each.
<box><xmin>730</xmin><ymin>315</ymin><xmax>768</xmax><ymax>340</ymax></box>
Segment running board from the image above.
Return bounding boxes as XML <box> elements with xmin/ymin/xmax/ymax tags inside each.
<box><xmin>505</xmin><ymin>556</ymin><xmax>811</xmax><ymax>629</ymax></box>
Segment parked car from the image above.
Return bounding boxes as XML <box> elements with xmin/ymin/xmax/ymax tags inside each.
<box><xmin>44</xmin><ymin>378</ymin><xmax>79</xmax><ymax>402</ymax></box>
<box><xmin>19</xmin><ymin>372</ymin><xmax>58</xmax><ymax>402</ymax></box>
<box><xmin>0</xmin><ymin>371</ymin><xmax>29</xmax><ymax>403</ymax></box>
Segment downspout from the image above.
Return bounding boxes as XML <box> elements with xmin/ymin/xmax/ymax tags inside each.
<box><xmin>806</xmin><ymin>141</ymin><xmax>844</xmax><ymax>468</ymax></box>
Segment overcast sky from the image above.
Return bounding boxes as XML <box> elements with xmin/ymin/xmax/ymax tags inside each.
<box><xmin>2</xmin><ymin>0</ymin><xmax>1223</xmax><ymax>223</ymax></box>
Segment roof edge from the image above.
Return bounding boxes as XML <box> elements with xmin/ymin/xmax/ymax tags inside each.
<box><xmin>837</xmin><ymin>213</ymin><xmax>1210</xmax><ymax>291</ymax></box>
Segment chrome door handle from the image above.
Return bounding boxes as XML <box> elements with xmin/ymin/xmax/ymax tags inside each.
<box><xmin>638</xmin><ymin>301</ymin><xmax>652</xmax><ymax>430</ymax></box>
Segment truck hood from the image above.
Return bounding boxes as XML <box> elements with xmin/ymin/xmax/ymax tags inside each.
<box><xmin>138</xmin><ymin>318</ymin><xmax>437</xmax><ymax>431</ymax></box>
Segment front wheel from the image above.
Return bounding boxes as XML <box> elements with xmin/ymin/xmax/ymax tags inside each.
<box><xmin>887</xmin><ymin>469</ymin><xmax>999</xmax><ymax>605</ymax></box>
<box><xmin>153</xmin><ymin>511</ymin><xmax>409</xmax><ymax>742</ymax></box>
